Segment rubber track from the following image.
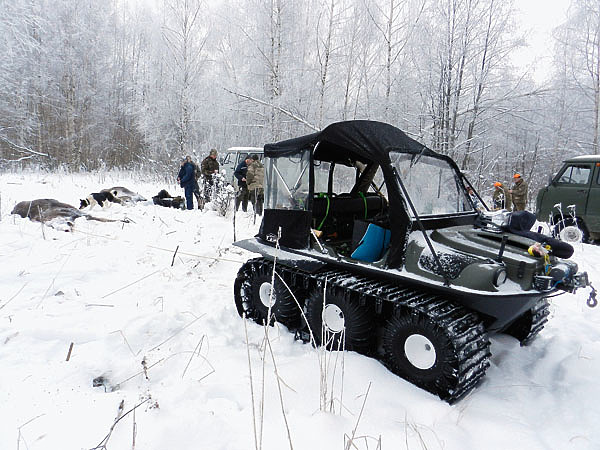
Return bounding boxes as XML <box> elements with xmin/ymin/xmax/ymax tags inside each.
<box><xmin>271</xmin><ymin>260</ymin><xmax>491</xmax><ymax>402</ymax></box>
<box><xmin>519</xmin><ymin>298</ymin><xmax>550</xmax><ymax>346</ymax></box>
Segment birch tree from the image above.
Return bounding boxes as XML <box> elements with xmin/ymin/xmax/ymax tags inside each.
<box><xmin>162</xmin><ymin>0</ymin><xmax>208</xmax><ymax>155</ymax></box>
<box><xmin>554</xmin><ymin>0</ymin><xmax>600</xmax><ymax>154</ymax></box>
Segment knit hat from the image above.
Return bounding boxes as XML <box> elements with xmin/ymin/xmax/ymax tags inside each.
<box><xmin>209</xmin><ymin>149</ymin><xmax>218</xmax><ymax>157</ymax></box>
<box><xmin>494</xmin><ymin>182</ymin><xmax>502</xmax><ymax>187</ymax></box>
<box><xmin>513</xmin><ymin>173</ymin><xmax>521</xmax><ymax>179</ymax></box>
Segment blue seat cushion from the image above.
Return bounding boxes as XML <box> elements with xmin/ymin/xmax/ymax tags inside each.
<box><xmin>351</xmin><ymin>223</ymin><xmax>391</xmax><ymax>262</ymax></box>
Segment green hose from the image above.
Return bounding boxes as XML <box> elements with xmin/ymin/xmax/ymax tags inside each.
<box><xmin>358</xmin><ymin>192</ymin><xmax>367</xmax><ymax>219</ymax></box>
<box><xmin>316</xmin><ymin>193</ymin><xmax>330</xmax><ymax>231</ymax></box>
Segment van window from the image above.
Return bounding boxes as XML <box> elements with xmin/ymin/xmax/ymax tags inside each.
<box><xmin>557</xmin><ymin>165</ymin><xmax>591</xmax><ymax>185</ymax></box>
<box><xmin>236</xmin><ymin>153</ymin><xmax>249</xmax><ymax>165</ymax></box>
<box><xmin>221</xmin><ymin>153</ymin><xmax>233</xmax><ymax>165</ymax></box>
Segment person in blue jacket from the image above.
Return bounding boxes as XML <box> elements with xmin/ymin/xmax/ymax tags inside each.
<box><xmin>234</xmin><ymin>155</ymin><xmax>252</xmax><ymax>212</ymax></box>
<box><xmin>178</xmin><ymin>156</ymin><xmax>195</xmax><ymax>210</ymax></box>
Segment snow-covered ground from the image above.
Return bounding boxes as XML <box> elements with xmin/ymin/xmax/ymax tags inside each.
<box><xmin>1</xmin><ymin>171</ymin><xmax>599</xmax><ymax>450</ymax></box>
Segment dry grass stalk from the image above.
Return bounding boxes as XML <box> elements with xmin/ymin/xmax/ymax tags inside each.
<box><xmin>131</xmin><ymin>408</ymin><xmax>137</xmax><ymax>450</ymax></box>
<box><xmin>243</xmin><ymin>227</ymin><xmax>294</xmax><ymax>450</ymax></box>
<box><xmin>171</xmin><ymin>245</ymin><xmax>179</xmax><ymax>267</ymax></box>
<box><xmin>344</xmin><ymin>382</ymin><xmax>372</xmax><ymax>450</ymax></box>
<box><xmin>37</xmin><ymin>205</ymin><xmax>46</xmax><ymax>240</ymax></box>
<box><xmin>343</xmin><ymin>434</ymin><xmax>382</xmax><ymax>450</ymax></box>
<box><xmin>101</xmin><ymin>269</ymin><xmax>161</xmax><ymax>299</ymax></box>
<box><xmin>264</xmin><ymin>326</ymin><xmax>294</xmax><ymax>450</ymax></box>
<box><xmin>259</xmin><ymin>322</ymin><xmax>267</xmax><ymax>450</ymax></box>
<box><xmin>16</xmin><ymin>413</ymin><xmax>45</xmax><ymax>450</ymax></box>
<box><xmin>0</xmin><ymin>282</ymin><xmax>27</xmax><ymax>311</ymax></box>
<box><xmin>38</xmin><ymin>249</ymin><xmax>75</xmax><ymax>307</ymax></box>
<box><xmin>244</xmin><ymin>316</ymin><xmax>260</xmax><ymax>450</ymax></box>
<box><xmin>146</xmin><ymin>314</ymin><xmax>205</xmax><ymax>352</ymax></box>
<box><xmin>110</xmin><ymin>330</ymin><xmax>139</xmax><ymax>357</ymax></box>
<box><xmin>274</xmin><ymin>269</ymin><xmax>347</xmax><ymax>415</ymax></box>
<box><xmin>181</xmin><ymin>335</ymin><xmax>210</xmax><ymax>379</ymax></box>
<box><xmin>318</xmin><ymin>278</ymin><xmax>346</xmax><ymax>414</ymax></box>
<box><xmin>66</xmin><ymin>342</ymin><xmax>74</xmax><ymax>361</ymax></box>
<box><xmin>141</xmin><ymin>357</ymin><xmax>149</xmax><ymax>380</ymax></box>
<box><xmin>115</xmin><ymin>357</ymin><xmax>165</xmax><ymax>387</ymax></box>
<box><xmin>90</xmin><ymin>398</ymin><xmax>150</xmax><ymax>450</ymax></box>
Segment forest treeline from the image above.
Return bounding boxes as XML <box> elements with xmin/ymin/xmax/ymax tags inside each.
<box><xmin>1</xmin><ymin>0</ymin><xmax>599</xmax><ymax>194</ymax></box>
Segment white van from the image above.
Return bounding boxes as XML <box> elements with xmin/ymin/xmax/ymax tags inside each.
<box><xmin>220</xmin><ymin>147</ymin><xmax>264</xmax><ymax>186</ymax></box>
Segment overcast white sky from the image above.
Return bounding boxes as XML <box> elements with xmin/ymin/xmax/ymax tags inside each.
<box><xmin>512</xmin><ymin>0</ymin><xmax>571</xmax><ymax>81</ymax></box>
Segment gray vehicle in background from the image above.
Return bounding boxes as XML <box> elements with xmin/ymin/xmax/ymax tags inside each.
<box><xmin>220</xmin><ymin>147</ymin><xmax>263</xmax><ymax>187</ymax></box>
<box><xmin>536</xmin><ymin>155</ymin><xmax>600</xmax><ymax>242</ymax></box>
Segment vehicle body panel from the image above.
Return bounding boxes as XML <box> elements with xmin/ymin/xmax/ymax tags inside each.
<box><xmin>536</xmin><ymin>155</ymin><xmax>600</xmax><ymax>239</ymax></box>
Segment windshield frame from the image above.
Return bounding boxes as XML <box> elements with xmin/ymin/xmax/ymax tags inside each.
<box><xmin>389</xmin><ymin>149</ymin><xmax>480</xmax><ymax>218</ymax></box>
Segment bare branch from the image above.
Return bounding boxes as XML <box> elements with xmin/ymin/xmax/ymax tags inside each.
<box><xmin>223</xmin><ymin>88</ymin><xmax>320</xmax><ymax>131</ymax></box>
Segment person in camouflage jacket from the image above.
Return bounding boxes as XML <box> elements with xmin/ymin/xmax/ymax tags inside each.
<box><xmin>492</xmin><ymin>182</ymin><xmax>511</xmax><ymax>210</ymax></box>
<box><xmin>509</xmin><ymin>174</ymin><xmax>528</xmax><ymax>211</ymax></box>
<box><xmin>200</xmin><ymin>149</ymin><xmax>220</xmax><ymax>202</ymax></box>
<box><xmin>246</xmin><ymin>154</ymin><xmax>264</xmax><ymax>215</ymax></box>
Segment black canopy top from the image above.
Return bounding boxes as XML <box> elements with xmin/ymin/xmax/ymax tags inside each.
<box><xmin>264</xmin><ymin>120</ymin><xmax>432</xmax><ymax>165</ymax></box>
<box><xmin>261</xmin><ymin>120</ymin><xmax>472</xmax><ymax>269</ymax></box>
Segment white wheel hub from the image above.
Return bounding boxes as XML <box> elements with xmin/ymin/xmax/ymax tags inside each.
<box><xmin>322</xmin><ymin>304</ymin><xmax>345</xmax><ymax>333</ymax></box>
<box><xmin>404</xmin><ymin>334</ymin><xmax>436</xmax><ymax>370</ymax></box>
<box><xmin>560</xmin><ymin>225</ymin><xmax>583</xmax><ymax>243</ymax></box>
<box><xmin>259</xmin><ymin>282</ymin><xmax>275</xmax><ymax>307</ymax></box>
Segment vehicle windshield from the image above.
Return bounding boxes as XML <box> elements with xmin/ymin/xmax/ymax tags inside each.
<box><xmin>390</xmin><ymin>152</ymin><xmax>474</xmax><ymax>216</ymax></box>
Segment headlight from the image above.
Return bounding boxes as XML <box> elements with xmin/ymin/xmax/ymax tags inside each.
<box><xmin>493</xmin><ymin>268</ymin><xmax>507</xmax><ymax>287</ymax></box>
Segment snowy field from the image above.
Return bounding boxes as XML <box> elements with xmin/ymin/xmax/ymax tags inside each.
<box><xmin>1</xmin><ymin>170</ymin><xmax>599</xmax><ymax>450</ymax></box>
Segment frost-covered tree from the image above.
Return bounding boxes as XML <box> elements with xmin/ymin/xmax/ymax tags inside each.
<box><xmin>552</xmin><ymin>0</ymin><xmax>600</xmax><ymax>155</ymax></box>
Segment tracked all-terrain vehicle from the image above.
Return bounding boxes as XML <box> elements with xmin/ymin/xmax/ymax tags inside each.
<box><xmin>233</xmin><ymin>121</ymin><xmax>591</xmax><ymax>402</ymax></box>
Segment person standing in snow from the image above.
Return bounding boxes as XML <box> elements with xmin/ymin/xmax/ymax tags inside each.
<box><xmin>246</xmin><ymin>154</ymin><xmax>264</xmax><ymax>215</ymax></box>
<box><xmin>509</xmin><ymin>173</ymin><xmax>528</xmax><ymax>211</ymax></box>
<box><xmin>492</xmin><ymin>181</ymin><xmax>511</xmax><ymax>210</ymax></box>
<box><xmin>189</xmin><ymin>156</ymin><xmax>203</xmax><ymax>209</ymax></box>
<box><xmin>201</xmin><ymin>149</ymin><xmax>220</xmax><ymax>202</ymax></box>
<box><xmin>234</xmin><ymin>155</ymin><xmax>252</xmax><ymax>212</ymax></box>
<box><xmin>179</xmin><ymin>156</ymin><xmax>196</xmax><ymax>210</ymax></box>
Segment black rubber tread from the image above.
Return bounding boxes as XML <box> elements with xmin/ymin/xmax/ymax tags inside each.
<box><xmin>304</xmin><ymin>284</ymin><xmax>375</xmax><ymax>354</ymax></box>
<box><xmin>236</xmin><ymin>259</ymin><xmax>490</xmax><ymax>402</ymax></box>
<box><xmin>502</xmin><ymin>298</ymin><xmax>550</xmax><ymax>346</ymax></box>
<box><xmin>233</xmin><ymin>258</ymin><xmax>302</xmax><ymax>327</ymax></box>
<box><xmin>382</xmin><ymin>296</ymin><xmax>491</xmax><ymax>403</ymax></box>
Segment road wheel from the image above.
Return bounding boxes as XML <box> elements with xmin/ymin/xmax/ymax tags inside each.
<box><xmin>503</xmin><ymin>298</ymin><xmax>550</xmax><ymax>346</ymax></box>
<box><xmin>383</xmin><ymin>308</ymin><xmax>458</xmax><ymax>395</ymax></box>
<box><xmin>304</xmin><ymin>285</ymin><xmax>374</xmax><ymax>353</ymax></box>
<box><xmin>234</xmin><ymin>259</ymin><xmax>301</xmax><ymax>326</ymax></box>
<box><xmin>555</xmin><ymin>217</ymin><xmax>589</xmax><ymax>243</ymax></box>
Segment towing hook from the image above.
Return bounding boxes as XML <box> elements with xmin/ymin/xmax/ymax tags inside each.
<box><xmin>587</xmin><ymin>284</ymin><xmax>598</xmax><ymax>308</ymax></box>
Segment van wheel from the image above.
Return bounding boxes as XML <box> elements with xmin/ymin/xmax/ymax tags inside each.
<box><xmin>555</xmin><ymin>218</ymin><xmax>589</xmax><ymax>243</ymax></box>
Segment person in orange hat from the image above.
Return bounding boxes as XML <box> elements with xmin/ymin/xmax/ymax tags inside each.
<box><xmin>492</xmin><ymin>181</ymin><xmax>511</xmax><ymax>210</ymax></box>
<box><xmin>509</xmin><ymin>173</ymin><xmax>527</xmax><ymax>211</ymax></box>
